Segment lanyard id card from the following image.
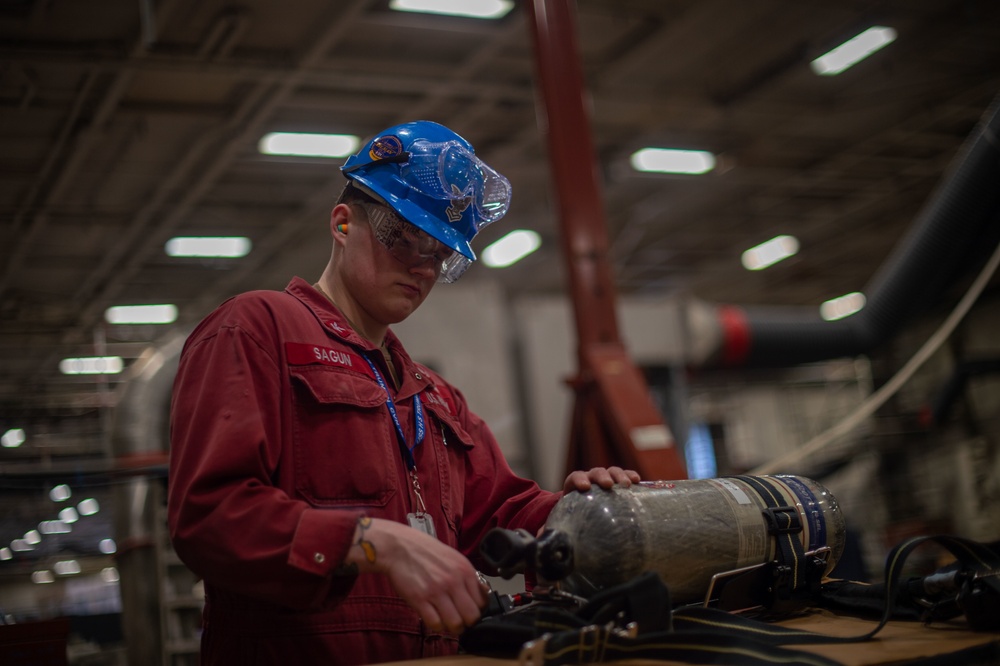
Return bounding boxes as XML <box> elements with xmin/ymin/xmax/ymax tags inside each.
<box><xmin>407</xmin><ymin>470</ymin><xmax>437</xmax><ymax>538</ymax></box>
<box><xmin>362</xmin><ymin>354</ymin><xmax>437</xmax><ymax>538</ymax></box>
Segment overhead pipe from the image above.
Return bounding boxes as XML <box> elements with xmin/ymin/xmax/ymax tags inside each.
<box><xmin>710</xmin><ymin>90</ymin><xmax>1000</xmax><ymax>368</ymax></box>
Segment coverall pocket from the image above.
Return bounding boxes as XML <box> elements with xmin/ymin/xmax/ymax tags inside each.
<box><xmin>422</xmin><ymin>402</ymin><xmax>475</xmax><ymax>535</ymax></box>
<box><xmin>290</xmin><ymin>366</ymin><xmax>399</xmax><ymax>507</ymax></box>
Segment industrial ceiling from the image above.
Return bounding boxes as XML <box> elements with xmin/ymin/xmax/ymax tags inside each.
<box><xmin>2</xmin><ymin>0</ymin><xmax>1000</xmax><ymax>566</ymax></box>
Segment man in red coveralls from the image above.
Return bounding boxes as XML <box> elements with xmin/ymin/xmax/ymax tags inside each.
<box><xmin>168</xmin><ymin>120</ymin><xmax>639</xmax><ymax>664</ymax></box>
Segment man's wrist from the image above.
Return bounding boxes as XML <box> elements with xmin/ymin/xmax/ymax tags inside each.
<box><xmin>344</xmin><ymin>515</ymin><xmax>391</xmax><ymax>573</ymax></box>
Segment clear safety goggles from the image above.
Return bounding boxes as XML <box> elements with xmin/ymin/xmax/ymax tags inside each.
<box><xmin>401</xmin><ymin>140</ymin><xmax>512</xmax><ymax>225</ymax></box>
<box><xmin>356</xmin><ymin>202</ymin><xmax>472</xmax><ymax>284</ymax></box>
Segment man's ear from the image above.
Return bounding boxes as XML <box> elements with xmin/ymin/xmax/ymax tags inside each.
<box><xmin>330</xmin><ymin>203</ymin><xmax>352</xmax><ymax>245</ymax></box>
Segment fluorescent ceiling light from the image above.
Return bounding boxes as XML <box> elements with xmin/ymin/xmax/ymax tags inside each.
<box><xmin>390</xmin><ymin>0</ymin><xmax>514</xmax><ymax>19</ymax></box>
<box><xmin>101</xmin><ymin>567</ymin><xmax>120</xmax><ymax>583</ymax></box>
<box><xmin>631</xmin><ymin>148</ymin><xmax>716</xmax><ymax>175</ymax></box>
<box><xmin>39</xmin><ymin>521</ymin><xmax>71</xmax><ymax>535</ymax></box>
<box><xmin>11</xmin><ymin>539</ymin><xmax>34</xmax><ymax>552</ymax></box>
<box><xmin>24</xmin><ymin>530</ymin><xmax>41</xmax><ymax>545</ymax></box>
<box><xmin>821</xmin><ymin>292</ymin><xmax>866</xmax><ymax>321</ymax></box>
<box><xmin>0</xmin><ymin>547</ymin><xmax>11</xmax><ymax>561</ymax></box>
<box><xmin>59</xmin><ymin>507</ymin><xmax>80</xmax><ymax>523</ymax></box>
<box><xmin>1</xmin><ymin>428</ymin><xmax>25</xmax><ymax>448</ymax></box>
<box><xmin>99</xmin><ymin>539</ymin><xmax>117</xmax><ymax>555</ymax></box>
<box><xmin>482</xmin><ymin>230</ymin><xmax>542</xmax><ymax>268</ymax></box>
<box><xmin>811</xmin><ymin>26</ymin><xmax>897</xmax><ymax>76</ymax></box>
<box><xmin>78</xmin><ymin>498</ymin><xmax>100</xmax><ymax>516</ymax></box>
<box><xmin>166</xmin><ymin>236</ymin><xmax>251</xmax><ymax>258</ymax></box>
<box><xmin>259</xmin><ymin>132</ymin><xmax>360</xmax><ymax>158</ymax></box>
<box><xmin>105</xmin><ymin>304</ymin><xmax>178</xmax><ymax>325</ymax></box>
<box><xmin>741</xmin><ymin>235</ymin><xmax>800</xmax><ymax>271</ymax></box>
<box><xmin>50</xmin><ymin>484</ymin><xmax>72</xmax><ymax>502</ymax></box>
<box><xmin>32</xmin><ymin>570</ymin><xmax>55</xmax><ymax>584</ymax></box>
<box><xmin>54</xmin><ymin>560</ymin><xmax>82</xmax><ymax>576</ymax></box>
<box><xmin>59</xmin><ymin>356</ymin><xmax>124</xmax><ymax>375</ymax></box>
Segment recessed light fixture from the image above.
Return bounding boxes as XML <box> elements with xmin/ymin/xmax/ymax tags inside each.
<box><xmin>54</xmin><ymin>560</ymin><xmax>82</xmax><ymax>576</ymax></box>
<box><xmin>741</xmin><ymin>235</ymin><xmax>800</xmax><ymax>271</ymax></box>
<box><xmin>59</xmin><ymin>357</ymin><xmax>124</xmax><ymax>375</ymax></box>
<box><xmin>482</xmin><ymin>230</ymin><xmax>542</xmax><ymax>268</ymax></box>
<box><xmin>78</xmin><ymin>498</ymin><xmax>101</xmax><ymax>516</ymax></box>
<box><xmin>50</xmin><ymin>484</ymin><xmax>72</xmax><ymax>502</ymax></box>
<box><xmin>811</xmin><ymin>26</ymin><xmax>897</xmax><ymax>76</ymax></box>
<box><xmin>31</xmin><ymin>570</ymin><xmax>55</xmax><ymax>584</ymax></box>
<box><xmin>39</xmin><ymin>521</ymin><xmax>71</xmax><ymax>535</ymax></box>
<box><xmin>821</xmin><ymin>292</ymin><xmax>866</xmax><ymax>321</ymax></box>
<box><xmin>258</xmin><ymin>132</ymin><xmax>360</xmax><ymax>158</ymax></box>
<box><xmin>105</xmin><ymin>304</ymin><xmax>178</xmax><ymax>325</ymax></box>
<box><xmin>1</xmin><ymin>428</ymin><xmax>25</xmax><ymax>448</ymax></box>
<box><xmin>630</xmin><ymin>148</ymin><xmax>716</xmax><ymax>175</ymax></box>
<box><xmin>389</xmin><ymin>0</ymin><xmax>514</xmax><ymax>19</ymax></box>
<box><xmin>165</xmin><ymin>236</ymin><xmax>252</xmax><ymax>258</ymax></box>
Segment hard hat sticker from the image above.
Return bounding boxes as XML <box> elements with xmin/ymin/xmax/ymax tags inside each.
<box><xmin>445</xmin><ymin>191</ymin><xmax>472</xmax><ymax>223</ymax></box>
<box><xmin>369</xmin><ymin>135</ymin><xmax>404</xmax><ymax>161</ymax></box>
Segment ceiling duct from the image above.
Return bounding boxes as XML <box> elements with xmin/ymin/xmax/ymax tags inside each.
<box><xmin>705</xmin><ymin>89</ymin><xmax>1000</xmax><ymax>368</ymax></box>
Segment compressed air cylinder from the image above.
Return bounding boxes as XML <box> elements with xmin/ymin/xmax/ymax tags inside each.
<box><xmin>538</xmin><ymin>475</ymin><xmax>847</xmax><ymax>603</ymax></box>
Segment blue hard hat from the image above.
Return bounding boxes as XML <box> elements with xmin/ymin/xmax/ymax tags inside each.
<box><xmin>341</xmin><ymin>120</ymin><xmax>512</xmax><ymax>262</ymax></box>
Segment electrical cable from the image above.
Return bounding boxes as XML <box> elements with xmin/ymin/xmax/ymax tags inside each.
<box><xmin>751</xmin><ymin>236</ymin><xmax>1000</xmax><ymax>475</ymax></box>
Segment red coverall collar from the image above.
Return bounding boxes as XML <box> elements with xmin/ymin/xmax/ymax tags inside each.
<box><xmin>284</xmin><ymin>276</ymin><xmax>430</xmax><ymax>399</ymax></box>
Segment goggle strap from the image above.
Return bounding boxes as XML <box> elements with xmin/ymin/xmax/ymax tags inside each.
<box><xmin>342</xmin><ymin>152</ymin><xmax>412</xmax><ymax>174</ymax></box>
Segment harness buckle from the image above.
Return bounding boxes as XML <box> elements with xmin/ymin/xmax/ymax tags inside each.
<box><xmin>763</xmin><ymin>506</ymin><xmax>802</xmax><ymax>535</ymax></box>
<box><xmin>519</xmin><ymin>633</ymin><xmax>550</xmax><ymax>666</ymax></box>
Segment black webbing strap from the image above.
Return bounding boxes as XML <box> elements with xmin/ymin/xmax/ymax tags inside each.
<box><xmin>512</xmin><ymin>572</ymin><xmax>844</xmax><ymax>666</ymax></box>
<box><xmin>465</xmin><ymin>572</ymin><xmax>843</xmax><ymax>664</ymax></box>
<box><xmin>464</xmin><ymin>536</ymin><xmax>1000</xmax><ymax>665</ymax></box>
<box><xmin>519</xmin><ymin>625</ymin><xmax>844</xmax><ymax>665</ymax></box>
<box><xmin>732</xmin><ymin>475</ymin><xmax>812</xmax><ymax>605</ymax></box>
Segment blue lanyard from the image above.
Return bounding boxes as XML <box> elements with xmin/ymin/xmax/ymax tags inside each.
<box><xmin>362</xmin><ymin>354</ymin><xmax>425</xmax><ymax>470</ymax></box>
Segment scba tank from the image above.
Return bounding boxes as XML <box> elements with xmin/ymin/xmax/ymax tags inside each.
<box><xmin>537</xmin><ymin>475</ymin><xmax>847</xmax><ymax>604</ymax></box>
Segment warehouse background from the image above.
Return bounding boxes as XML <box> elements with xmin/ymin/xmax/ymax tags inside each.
<box><xmin>2</xmin><ymin>0</ymin><xmax>1000</xmax><ymax>663</ymax></box>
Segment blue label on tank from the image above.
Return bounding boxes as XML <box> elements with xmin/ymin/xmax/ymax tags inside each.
<box><xmin>778</xmin><ymin>476</ymin><xmax>826</xmax><ymax>553</ymax></box>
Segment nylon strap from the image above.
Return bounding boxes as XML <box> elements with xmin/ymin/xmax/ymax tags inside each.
<box><xmin>514</xmin><ymin>572</ymin><xmax>844</xmax><ymax>666</ymax></box>
<box><xmin>520</xmin><ymin>625</ymin><xmax>844</xmax><ymax>666</ymax></box>
<box><xmin>515</xmin><ymin>534</ymin><xmax>1000</xmax><ymax>665</ymax></box>
<box><xmin>733</xmin><ymin>475</ymin><xmax>810</xmax><ymax>595</ymax></box>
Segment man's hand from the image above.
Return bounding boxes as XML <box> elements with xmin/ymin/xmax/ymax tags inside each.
<box><xmin>562</xmin><ymin>466</ymin><xmax>641</xmax><ymax>494</ymax></box>
<box><xmin>344</xmin><ymin>517</ymin><xmax>488</xmax><ymax>635</ymax></box>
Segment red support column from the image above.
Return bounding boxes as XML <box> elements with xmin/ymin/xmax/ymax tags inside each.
<box><xmin>525</xmin><ymin>0</ymin><xmax>687</xmax><ymax>480</ymax></box>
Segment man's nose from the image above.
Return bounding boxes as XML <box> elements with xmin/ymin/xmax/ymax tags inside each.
<box><xmin>409</xmin><ymin>256</ymin><xmax>440</xmax><ymax>279</ymax></box>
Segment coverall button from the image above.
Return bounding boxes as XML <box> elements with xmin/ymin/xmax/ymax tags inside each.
<box><xmin>314</xmin><ymin>552</ymin><xmax>325</xmax><ymax>563</ymax></box>
<box><xmin>415</xmin><ymin>372</ymin><xmax>422</xmax><ymax>380</ymax></box>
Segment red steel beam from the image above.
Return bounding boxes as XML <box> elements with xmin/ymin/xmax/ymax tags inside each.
<box><xmin>524</xmin><ymin>0</ymin><xmax>687</xmax><ymax>481</ymax></box>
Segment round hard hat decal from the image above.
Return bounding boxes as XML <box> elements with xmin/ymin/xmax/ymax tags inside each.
<box><xmin>369</xmin><ymin>135</ymin><xmax>404</xmax><ymax>161</ymax></box>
